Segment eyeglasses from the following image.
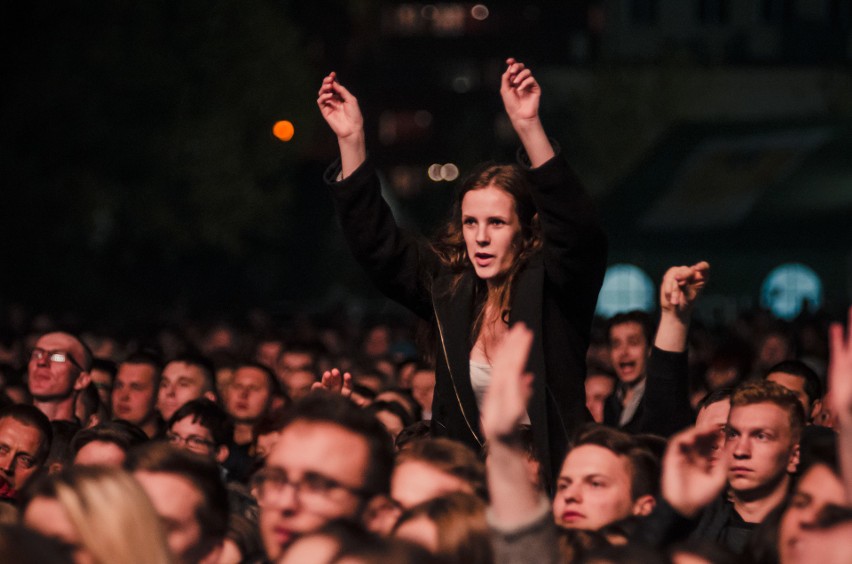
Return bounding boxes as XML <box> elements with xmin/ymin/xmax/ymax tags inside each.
<box><xmin>166</xmin><ymin>432</ymin><xmax>215</xmax><ymax>452</ymax></box>
<box><xmin>251</xmin><ymin>467</ymin><xmax>370</xmax><ymax>507</ymax></box>
<box><xmin>30</xmin><ymin>348</ymin><xmax>84</xmax><ymax>371</ymax></box>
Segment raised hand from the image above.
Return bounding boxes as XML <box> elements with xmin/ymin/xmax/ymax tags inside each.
<box><xmin>660</xmin><ymin>261</ymin><xmax>710</xmax><ymax>317</ymax></box>
<box><xmin>317</xmin><ymin>72</ymin><xmax>364</xmax><ymax>141</ymax></box>
<box><xmin>480</xmin><ymin>322</ymin><xmax>534</xmax><ymax>441</ymax></box>
<box><xmin>662</xmin><ymin>426</ymin><xmax>730</xmax><ymax>518</ymax></box>
<box><xmin>500</xmin><ymin>58</ymin><xmax>541</xmax><ymax>126</ymax></box>
<box><xmin>311</xmin><ymin>367</ymin><xmax>353</xmax><ymax>398</ymax></box>
<box><xmin>829</xmin><ymin>306</ymin><xmax>852</xmax><ymax>426</ymax></box>
<box><xmin>499</xmin><ymin>58</ymin><xmax>554</xmax><ymax>168</ymax></box>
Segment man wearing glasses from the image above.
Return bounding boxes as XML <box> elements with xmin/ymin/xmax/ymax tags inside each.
<box><xmin>253</xmin><ymin>393</ymin><xmax>394</xmax><ymax>561</ymax></box>
<box><xmin>27</xmin><ymin>332</ymin><xmax>92</xmax><ymax>422</ymax></box>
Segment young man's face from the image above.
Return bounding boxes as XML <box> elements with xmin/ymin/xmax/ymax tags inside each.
<box><xmin>552</xmin><ymin>444</ymin><xmax>643</xmax><ymax>531</ymax></box>
<box><xmin>0</xmin><ymin>417</ymin><xmax>44</xmax><ymax>490</ymax></box>
<box><xmin>725</xmin><ymin>402</ymin><xmax>799</xmax><ymax>497</ymax></box>
<box><xmin>158</xmin><ymin>361</ymin><xmax>211</xmax><ymax>422</ymax></box>
<box><xmin>111</xmin><ymin>363</ymin><xmax>158</xmax><ymax>427</ymax></box>
<box><xmin>168</xmin><ymin>415</ymin><xmax>221</xmax><ymax>461</ymax></box>
<box><xmin>224</xmin><ymin>367</ymin><xmax>271</xmax><ymax>424</ymax></box>
<box><xmin>608</xmin><ymin>322</ymin><xmax>649</xmax><ymax>385</ymax></box>
<box><xmin>258</xmin><ymin>421</ymin><xmax>371</xmax><ymax>561</ymax></box>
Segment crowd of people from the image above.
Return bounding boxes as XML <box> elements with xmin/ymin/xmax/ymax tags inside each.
<box><xmin>0</xmin><ymin>58</ymin><xmax>849</xmax><ymax>564</ymax></box>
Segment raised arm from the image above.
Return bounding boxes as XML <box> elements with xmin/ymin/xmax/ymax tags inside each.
<box><xmin>655</xmin><ymin>261</ymin><xmax>710</xmax><ymax>352</ymax></box>
<box><xmin>500</xmin><ymin>58</ymin><xmax>555</xmax><ymax>168</ymax></box>
<box><xmin>480</xmin><ymin>323</ymin><xmax>544</xmax><ymax>527</ymax></box>
<box><xmin>317</xmin><ymin>72</ymin><xmax>366</xmax><ymax>178</ymax></box>
<box><xmin>638</xmin><ymin>261</ymin><xmax>710</xmax><ymax>437</ymax></box>
<box><xmin>828</xmin><ymin>306</ymin><xmax>852</xmax><ymax>504</ymax></box>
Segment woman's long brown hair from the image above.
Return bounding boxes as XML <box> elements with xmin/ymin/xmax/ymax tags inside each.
<box><xmin>430</xmin><ymin>162</ymin><xmax>542</xmax><ymax>356</ymax></box>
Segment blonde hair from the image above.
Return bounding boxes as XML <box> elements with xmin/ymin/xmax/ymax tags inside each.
<box><xmin>22</xmin><ymin>466</ymin><xmax>174</xmax><ymax>564</ymax></box>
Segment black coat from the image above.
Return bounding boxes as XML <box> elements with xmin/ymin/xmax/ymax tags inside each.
<box><xmin>326</xmin><ymin>149</ymin><xmax>607</xmax><ymax>489</ymax></box>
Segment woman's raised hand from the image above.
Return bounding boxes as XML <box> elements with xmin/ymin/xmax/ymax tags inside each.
<box><xmin>317</xmin><ymin>72</ymin><xmax>364</xmax><ymax>142</ymax></box>
<box><xmin>500</xmin><ymin>58</ymin><xmax>542</xmax><ymax>126</ymax></box>
<box><xmin>318</xmin><ymin>72</ymin><xmax>367</xmax><ymax>178</ymax></box>
<box><xmin>499</xmin><ymin>58</ymin><xmax>554</xmax><ymax>167</ymax></box>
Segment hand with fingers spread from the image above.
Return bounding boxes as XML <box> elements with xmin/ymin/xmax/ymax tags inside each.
<box><xmin>480</xmin><ymin>322</ymin><xmax>534</xmax><ymax>441</ymax></box>
<box><xmin>662</xmin><ymin>426</ymin><xmax>730</xmax><ymax>518</ymax></box>
<box><xmin>317</xmin><ymin>72</ymin><xmax>366</xmax><ymax>177</ymax></box>
<box><xmin>311</xmin><ymin>368</ymin><xmax>353</xmax><ymax>398</ymax></box>
<box><xmin>660</xmin><ymin>261</ymin><xmax>710</xmax><ymax>317</ymax></box>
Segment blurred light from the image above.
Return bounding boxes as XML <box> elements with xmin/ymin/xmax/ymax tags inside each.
<box><xmin>452</xmin><ymin>75</ymin><xmax>472</xmax><ymax>93</ymax></box>
<box><xmin>414</xmin><ymin>110</ymin><xmax>433</xmax><ymax>128</ymax></box>
<box><xmin>440</xmin><ymin>163</ymin><xmax>459</xmax><ymax>181</ymax></box>
<box><xmin>760</xmin><ymin>263</ymin><xmax>823</xmax><ymax>320</ymax></box>
<box><xmin>272</xmin><ymin>120</ymin><xmax>295</xmax><ymax>142</ymax></box>
<box><xmin>428</xmin><ymin>164</ymin><xmax>443</xmax><ymax>181</ymax></box>
<box><xmin>471</xmin><ymin>4</ymin><xmax>489</xmax><ymax>20</ymax></box>
<box><xmin>595</xmin><ymin>264</ymin><xmax>655</xmax><ymax>318</ymax></box>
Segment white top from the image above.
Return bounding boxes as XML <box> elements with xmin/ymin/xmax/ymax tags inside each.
<box><xmin>470</xmin><ymin>359</ymin><xmax>531</xmax><ymax>425</ymax></box>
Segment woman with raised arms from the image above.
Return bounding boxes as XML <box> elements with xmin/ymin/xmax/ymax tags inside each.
<box><xmin>317</xmin><ymin>59</ymin><xmax>607</xmax><ymax>489</ymax></box>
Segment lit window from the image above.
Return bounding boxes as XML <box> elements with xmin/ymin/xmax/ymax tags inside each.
<box><xmin>595</xmin><ymin>264</ymin><xmax>655</xmax><ymax>318</ymax></box>
<box><xmin>760</xmin><ymin>263</ymin><xmax>823</xmax><ymax>320</ymax></box>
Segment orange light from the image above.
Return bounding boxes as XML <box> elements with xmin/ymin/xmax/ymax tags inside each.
<box><xmin>273</xmin><ymin>120</ymin><xmax>295</xmax><ymax>142</ymax></box>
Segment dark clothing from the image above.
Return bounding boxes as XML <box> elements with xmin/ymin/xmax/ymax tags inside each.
<box><xmin>604</xmin><ymin>347</ymin><xmax>694</xmax><ymax>437</ymax></box>
<box><xmin>326</xmin><ymin>148</ymin><xmax>607</xmax><ymax>489</ymax></box>
<box><xmin>635</xmin><ymin>496</ymin><xmax>764</xmax><ymax>555</ymax></box>
<box><xmin>223</xmin><ymin>440</ymin><xmax>256</xmax><ymax>484</ymax></box>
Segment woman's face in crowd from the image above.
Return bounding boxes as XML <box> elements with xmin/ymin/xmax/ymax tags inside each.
<box><xmin>461</xmin><ymin>185</ymin><xmax>521</xmax><ymax>284</ymax></box>
<box><xmin>778</xmin><ymin>463</ymin><xmax>846</xmax><ymax>564</ymax></box>
<box><xmin>552</xmin><ymin>444</ymin><xmax>637</xmax><ymax>531</ymax></box>
<box><xmin>24</xmin><ymin>496</ymin><xmax>94</xmax><ymax>564</ymax></box>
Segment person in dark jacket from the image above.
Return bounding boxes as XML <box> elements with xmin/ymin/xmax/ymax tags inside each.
<box><xmin>317</xmin><ymin>58</ymin><xmax>607</xmax><ymax>489</ymax></box>
<box><xmin>638</xmin><ymin>379</ymin><xmax>804</xmax><ymax>554</ymax></box>
<box><xmin>604</xmin><ymin>263</ymin><xmax>709</xmax><ymax>437</ymax></box>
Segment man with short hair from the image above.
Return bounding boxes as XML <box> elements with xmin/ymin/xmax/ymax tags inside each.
<box><xmin>166</xmin><ymin>398</ymin><xmax>231</xmax><ymax>465</ymax></box>
<box><xmin>764</xmin><ymin>360</ymin><xmax>823</xmax><ymax>422</ymax></box>
<box><xmin>254</xmin><ymin>393</ymin><xmax>394</xmax><ymax>561</ymax></box>
<box><xmin>604</xmin><ymin>310</ymin><xmax>654</xmax><ymax>430</ymax></box>
<box><xmin>126</xmin><ymin>442</ymin><xmax>229</xmax><ymax>564</ymax></box>
<box><xmin>27</xmin><ymin>332</ymin><xmax>92</xmax><ymax>422</ymax></box>
<box><xmin>648</xmin><ymin>379</ymin><xmax>804</xmax><ymax>553</ymax></box>
<box><xmin>223</xmin><ymin>362</ymin><xmax>280</xmax><ymax>484</ymax></box>
<box><xmin>0</xmin><ymin>404</ymin><xmax>52</xmax><ymax>500</ymax></box>
<box><xmin>158</xmin><ymin>355</ymin><xmax>218</xmax><ymax>422</ymax></box>
<box><xmin>551</xmin><ymin>426</ymin><xmax>659</xmax><ymax>530</ymax></box>
<box><xmin>604</xmin><ymin>262</ymin><xmax>709</xmax><ymax>436</ymax></box>
<box><xmin>112</xmin><ymin>352</ymin><xmax>162</xmax><ymax>438</ymax></box>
